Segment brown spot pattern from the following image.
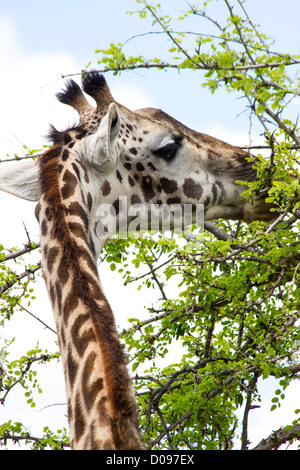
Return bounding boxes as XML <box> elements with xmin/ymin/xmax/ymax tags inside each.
<box><xmin>160</xmin><ymin>177</ymin><xmax>178</xmax><ymax>194</ymax></box>
<box><xmin>87</xmin><ymin>193</ymin><xmax>93</xmax><ymax>212</ymax></box>
<box><xmin>74</xmin><ymin>394</ymin><xmax>86</xmax><ymax>442</ymax></box>
<box><xmin>47</xmin><ymin>246</ymin><xmax>59</xmax><ymax>272</ymax></box>
<box><xmin>141</xmin><ymin>176</ymin><xmax>155</xmax><ymax>202</ymax></box>
<box><xmin>131</xmin><ymin>194</ymin><xmax>142</xmax><ymax>205</ymax></box>
<box><xmin>62</xmin><ymin>149</ymin><xmax>69</xmax><ymax>161</ymax></box>
<box><xmin>63</xmin><ymin>291</ymin><xmax>79</xmax><ymax>320</ymax></box>
<box><xmin>167</xmin><ymin>197</ymin><xmax>181</xmax><ymax>204</ymax></box>
<box><xmin>116</xmin><ymin>170</ymin><xmax>122</xmax><ymax>182</ymax></box>
<box><xmin>71</xmin><ymin>313</ymin><xmax>97</xmax><ymax>358</ymax></box>
<box><xmin>136</xmin><ymin>162</ymin><xmax>145</xmax><ymax>172</ymax></box>
<box><xmin>67</xmin><ymin>346</ymin><xmax>78</xmax><ymax>388</ymax></box>
<box><xmin>101</xmin><ymin>180</ymin><xmax>111</xmax><ymax>196</ymax></box>
<box><xmin>41</xmin><ymin>219</ymin><xmax>48</xmax><ymax>236</ymax></box>
<box><xmin>128</xmin><ymin>176</ymin><xmax>135</xmax><ymax>187</ymax></box>
<box><xmin>183</xmin><ymin>178</ymin><xmax>203</xmax><ymax>200</ymax></box>
<box><xmin>66</xmin><ymin>202</ymin><xmax>89</xmax><ymax>230</ymax></box>
<box><xmin>57</xmin><ymin>254</ymin><xmax>70</xmax><ymax>285</ymax></box>
<box><xmin>82</xmin><ymin>351</ymin><xmax>104</xmax><ymax>411</ymax></box>
<box><xmin>61</xmin><ymin>169</ymin><xmax>78</xmax><ymax>199</ymax></box>
<box><xmin>72</xmin><ymin>162</ymin><xmax>81</xmax><ymax>181</ymax></box>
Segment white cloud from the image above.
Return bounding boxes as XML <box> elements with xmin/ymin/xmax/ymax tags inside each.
<box><xmin>0</xmin><ymin>15</ymin><xmax>156</xmax><ymax>157</ymax></box>
<box><xmin>112</xmin><ymin>82</ymin><xmax>157</xmax><ymax>111</ymax></box>
<box><xmin>0</xmin><ymin>18</ymin><xmax>79</xmax><ymax>156</ymax></box>
<box><xmin>0</xmin><ymin>13</ymin><xmax>81</xmax><ymax>279</ymax></box>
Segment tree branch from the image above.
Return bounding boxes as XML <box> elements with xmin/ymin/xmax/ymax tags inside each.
<box><xmin>0</xmin><ymin>265</ymin><xmax>41</xmax><ymax>296</ymax></box>
<box><xmin>0</xmin><ymin>431</ymin><xmax>70</xmax><ymax>449</ymax></box>
<box><xmin>252</xmin><ymin>424</ymin><xmax>300</xmax><ymax>450</ymax></box>
<box><xmin>3</xmin><ymin>243</ymin><xmax>40</xmax><ymax>262</ymax></box>
<box><xmin>149</xmin><ymin>412</ymin><xmax>193</xmax><ymax>448</ymax></box>
<box><xmin>241</xmin><ymin>373</ymin><xmax>259</xmax><ymax>450</ymax></box>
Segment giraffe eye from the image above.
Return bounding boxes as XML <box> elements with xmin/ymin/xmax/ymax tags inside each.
<box><xmin>152</xmin><ymin>141</ymin><xmax>181</xmax><ymax>162</ymax></box>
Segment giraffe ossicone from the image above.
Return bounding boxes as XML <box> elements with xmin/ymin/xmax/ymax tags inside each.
<box><xmin>0</xmin><ymin>72</ymin><xmax>274</xmax><ymax>450</ymax></box>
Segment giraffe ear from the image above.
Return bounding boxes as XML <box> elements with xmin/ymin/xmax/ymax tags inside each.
<box><xmin>0</xmin><ymin>160</ymin><xmax>40</xmax><ymax>201</ymax></box>
<box><xmin>76</xmin><ymin>102</ymin><xmax>121</xmax><ymax>174</ymax></box>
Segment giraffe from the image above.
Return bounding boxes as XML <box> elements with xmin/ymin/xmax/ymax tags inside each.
<box><xmin>0</xmin><ymin>72</ymin><xmax>274</xmax><ymax>450</ymax></box>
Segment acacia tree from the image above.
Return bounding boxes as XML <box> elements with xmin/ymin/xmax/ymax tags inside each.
<box><xmin>1</xmin><ymin>0</ymin><xmax>300</xmax><ymax>450</ymax></box>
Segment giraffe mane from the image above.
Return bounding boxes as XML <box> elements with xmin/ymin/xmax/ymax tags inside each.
<box><xmin>46</xmin><ymin>123</ymin><xmax>89</xmax><ymax>146</ymax></box>
<box><xmin>46</xmin><ymin>125</ymin><xmax>66</xmax><ymax>146</ymax></box>
<box><xmin>37</xmin><ymin>146</ymin><xmax>68</xmax><ymax>230</ymax></box>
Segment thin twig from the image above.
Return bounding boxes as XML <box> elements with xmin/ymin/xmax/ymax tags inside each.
<box><xmin>19</xmin><ymin>304</ymin><xmax>57</xmax><ymax>335</ymax></box>
<box><xmin>241</xmin><ymin>373</ymin><xmax>259</xmax><ymax>450</ymax></box>
<box><xmin>3</xmin><ymin>244</ymin><xmax>40</xmax><ymax>262</ymax></box>
<box><xmin>0</xmin><ymin>265</ymin><xmax>41</xmax><ymax>296</ymax></box>
<box><xmin>124</xmin><ymin>257</ymin><xmax>173</xmax><ymax>285</ymax></box>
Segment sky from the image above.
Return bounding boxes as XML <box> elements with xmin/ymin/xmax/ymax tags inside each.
<box><xmin>0</xmin><ymin>0</ymin><xmax>300</xmax><ymax>449</ymax></box>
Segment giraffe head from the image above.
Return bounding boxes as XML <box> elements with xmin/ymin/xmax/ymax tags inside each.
<box><xmin>0</xmin><ymin>72</ymin><xmax>273</xmax><ymax>255</ymax></box>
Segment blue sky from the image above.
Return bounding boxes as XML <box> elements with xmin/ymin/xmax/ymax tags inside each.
<box><xmin>0</xmin><ymin>0</ymin><xmax>299</xmax><ymax>449</ymax></box>
<box><xmin>2</xmin><ymin>0</ymin><xmax>300</xmax><ymax>61</ymax></box>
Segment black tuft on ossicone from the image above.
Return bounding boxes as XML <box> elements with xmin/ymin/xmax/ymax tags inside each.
<box><xmin>47</xmin><ymin>124</ymin><xmax>65</xmax><ymax>145</ymax></box>
<box><xmin>46</xmin><ymin>123</ymin><xmax>88</xmax><ymax>146</ymax></box>
<box><xmin>81</xmin><ymin>71</ymin><xmax>108</xmax><ymax>100</ymax></box>
<box><xmin>56</xmin><ymin>79</ymin><xmax>83</xmax><ymax>107</ymax></box>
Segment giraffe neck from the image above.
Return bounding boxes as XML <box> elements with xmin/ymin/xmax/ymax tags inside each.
<box><xmin>36</xmin><ymin>147</ymin><xmax>142</xmax><ymax>450</ymax></box>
